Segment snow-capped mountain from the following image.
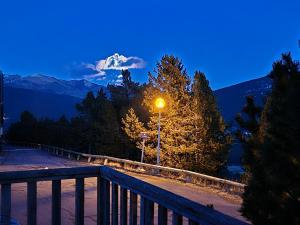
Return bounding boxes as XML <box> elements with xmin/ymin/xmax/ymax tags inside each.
<box><xmin>4</xmin><ymin>74</ymin><xmax>107</xmax><ymax>99</ymax></box>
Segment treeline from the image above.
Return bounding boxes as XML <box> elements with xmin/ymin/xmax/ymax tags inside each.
<box><xmin>7</xmin><ymin>55</ymin><xmax>230</xmax><ymax>175</ymax></box>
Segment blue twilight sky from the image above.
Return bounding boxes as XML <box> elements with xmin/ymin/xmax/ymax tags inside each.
<box><xmin>0</xmin><ymin>0</ymin><xmax>299</xmax><ymax>89</ymax></box>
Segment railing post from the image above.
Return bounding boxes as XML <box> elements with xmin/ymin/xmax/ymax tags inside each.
<box><xmin>140</xmin><ymin>197</ymin><xmax>154</xmax><ymax>225</ymax></box>
<box><xmin>27</xmin><ymin>181</ymin><xmax>37</xmax><ymax>225</ymax></box>
<box><xmin>75</xmin><ymin>178</ymin><xmax>84</xmax><ymax>225</ymax></box>
<box><xmin>98</xmin><ymin>177</ymin><xmax>110</xmax><ymax>225</ymax></box>
<box><xmin>97</xmin><ymin>177</ymin><xmax>101</xmax><ymax>225</ymax></box>
<box><xmin>158</xmin><ymin>205</ymin><xmax>168</xmax><ymax>225</ymax></box>
<box><xmin>120</xmin><ymin>187</ymin><xmax>128</xmax><ymax>225</ymax></box>
<box><xmin>104</xmin><ymin>179</ymin><xmax>110</xmax><ymax>225</ymax></box>
<box><xmin>52</xmin><ymin>180</ymin><xmax>61</xmax><ymax>225</ymax></box>
<box><xmin>129</xmin><ymin>191</ymin><xmax>137</xmax><ymax>225</ymax></box>
<box><xmin>1</xmin><ymin>184</ymin><xmax>11</xmax><ymax>225</ymax></box>
<box><xmin>188</xmin><ymin>219</ymin><xmax>199</xmax><ymax>225</ymax></box>
<box><xmin>111</xmin><ymin>183</ymin><xmax>119</xmax><ymax>225</ymax></box>
<box><xmin>172</xmin><ymin>213</ymin><xmax>183</xmax><ymax>225</ymax></box>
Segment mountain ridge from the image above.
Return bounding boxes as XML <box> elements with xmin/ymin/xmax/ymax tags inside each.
<box><xmin>4</xmin><ymin>74</ymin><xmax>107</xmax><ymax>99</ymax></box>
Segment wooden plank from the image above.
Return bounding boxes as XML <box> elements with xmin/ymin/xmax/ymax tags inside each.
<box><xmin>27</xmin><ymin>181</ymin><xmax>37</xmax><ymax>225</ymax></box>
<box><xmin>100</xmin><ymin>166</ymin><xmax>248</xmax><ymax>225</ymax></box>
<box><xmin>52</xmin><ymin>180</ymin><xmax>61</xmax><ymax>225</ymax></box>
<box><xmin>1</xmin><ymin>184</ymin><xmax>11</xmax><ymax>225</ymax></box>
<box><xmin>120</xmin><ymin>187</ymin><xmax>128</xmax><ymax>225</ymax></box>
<box><xmin>75</xmin><ymin>178</ymin><xmax>84</xmax><ymax>225</ymax></box>
<box><xmin>111</xmin><ymin>183</ymin><xmax>119</xmax><ymax>225</ymax></box>
<box><xmin>129</xmin><ymin>191</ymin><xmax>137</xmax><ymax>225</ymax></box>
<box><xmin>0</xmin><ymin>166</ymin><xmax>101</xmax><ymax>184</ymax></box>
<box><xmin>172</xmin><ymin>213</ymin><xmax>182</xmax><ymax>225</ymax></box>
<box><xmin>140</xmin><ymin>197</ymin><xmax>154</xmax><ymax>225</ymax></box>
<box><xmin>158</xmin><ymin>205</ymin><xmax>168</xmax><ymax>225</ymax></box>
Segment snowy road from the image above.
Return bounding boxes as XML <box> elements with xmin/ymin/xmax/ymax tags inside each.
<box><xmin>0</xmin><ymin>146</ymin><xmax>249</xmax><ymax>225</ymax></box>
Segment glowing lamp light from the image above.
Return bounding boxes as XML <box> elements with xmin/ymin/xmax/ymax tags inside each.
<box><xmin>155</xmin><ymin>97</ymin><xmax>165</xmax><ymax>109</ymax></box>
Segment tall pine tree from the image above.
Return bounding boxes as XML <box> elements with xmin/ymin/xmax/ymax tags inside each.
<box><xmin>123</xmin><ymin>55</ymin><xmax>229</xmax><ymax>175</ymax></box>
<box><xmin>192</xmin><ymin>71</ymin><xmax>230</xmax><ymax>174</ymax></box>
<box><xmin>76</xmin><ymin>89</ymin><xmax>120</xmax><ymax>154</ymax></box>
<box><xmin>241</xmin><ymin>53</ymin><xmax>300</xmax><ymax>225</ymax></box>
<box><xmin>143</xmin><ymin>55</ymin><xmax>197</xmax><ymax>165</ymax></box>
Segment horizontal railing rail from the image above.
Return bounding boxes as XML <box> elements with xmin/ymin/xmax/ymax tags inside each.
<box><xmin>0</xmin><ymin>166</ymin><xmax>249</xmax><ymax>225</ymax></box>
<box><xmin>8</xmin><ymin>142</ymin><xmax>245</xmax><ymax>195</ymax></box>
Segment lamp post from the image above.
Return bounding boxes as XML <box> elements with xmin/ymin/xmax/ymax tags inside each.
<box><xmin>155</xmin><ymin>97</ymin><xmax>165</xmax><ymax>166</ymax></box>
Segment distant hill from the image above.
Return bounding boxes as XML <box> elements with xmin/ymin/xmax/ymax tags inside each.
<box><xmin>214</xmin><ymin>76</ymin><xmax>272</xmax><ymax>169</ymax></box>
<box><xmin>214</xmin><ymin>76</ymin><xmax>272</xmax><ymax>127</ymax></box>
<box><xmin>4</xmin><ymin>74</ymin><xmax>107</xmax><ymax>99</ymax></box>
<box><xmin>4</xmin><ymin>87</ymin><xmax>80</xmax><ymax>127</ymax></box>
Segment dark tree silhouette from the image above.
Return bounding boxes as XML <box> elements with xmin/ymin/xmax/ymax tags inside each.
<box><xmin>241</xmin><ymin>53</ymin><xmax>300</xmax><ymax>225</ymax></box>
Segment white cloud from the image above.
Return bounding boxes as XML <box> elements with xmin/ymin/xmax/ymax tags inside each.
<box><xmin>95</xmin><ymin>53</ymin><xmax>145</xmax><ymax>71</ymax></box>
<box><xmin>70</xmin><ymin>53</ymin><xmax>145</xmax><ymax>83</ymax></box>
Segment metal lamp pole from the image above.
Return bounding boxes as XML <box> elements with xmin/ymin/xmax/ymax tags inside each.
<box><xmin>155</xmin><ymin>97</ymin><xmax>165</xmax><ymax>166</ymax></box>
<box><xmin>141</xmin><ymin>138</ymin><xmax>145</xmax><ymax>163</ymax></box>
<box><xmin>157</xmin><ymin>110</ymin><xmax>161</xmax><ymax>166</ymax></box>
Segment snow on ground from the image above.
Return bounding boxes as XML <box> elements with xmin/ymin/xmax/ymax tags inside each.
<box><xmin>0</xmin><ymin>146</ymin><xmax>250</xmax><ymax>225</ymax></box>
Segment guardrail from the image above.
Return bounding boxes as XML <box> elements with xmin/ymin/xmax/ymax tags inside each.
<box><xmin>10</xmin><ymin>143</ymin><xmax>245</xmax><ymax>196</ymax></box>
<box><xmin>0</xmin><ymin>166</ymin><xmax>249</xmax><ymax>225</ymax></box>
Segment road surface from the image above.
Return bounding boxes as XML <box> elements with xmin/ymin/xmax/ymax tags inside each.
<box><xmin>0</xmin><ymin>146</ymin><xmax>250</xmax><ymax>225</ymax></box>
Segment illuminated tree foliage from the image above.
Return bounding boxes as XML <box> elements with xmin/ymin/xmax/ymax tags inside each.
<box><xmin>123</xmin><ymin>55</ymin><xmax>230</xmax><ymax>175</ymax></box>
<box><xmin>121</xmin><ymin>108</ymin><xmax>145</xmax><ymax>150</ymax></box>
<box><xmin>192</xmin><ymin>71</ymin><xmax>231</xmax><ymax>174</ymax></box>
<box><xmin>241</xmin><ymin>53</ymin><xmax>300</xmax><ymax>225</ymax></box>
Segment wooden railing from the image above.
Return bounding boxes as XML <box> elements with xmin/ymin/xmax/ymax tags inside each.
<box><xmin>9</xmin><ymin>143</ymin><xmax>245</xmax><ymax>196</ymax></box>
<box><xmin>0</xmin><ymin>166</ymin><xmax>249</xmax><ymax>225</ymax></box>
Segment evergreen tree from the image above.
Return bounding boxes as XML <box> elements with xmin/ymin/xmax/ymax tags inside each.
<box><xmin>6</xmin><ymin>111</ymin><xmax>38</xmax><ymax>143</ymax></box>
<box><xmin>142</xmin><ymin>55</ymin><xmax>197</xmax><ymax>164</ymax></box>
<box><xmin>235</xmin><ymin>96</ymin><xmax>262</xmax><ymax>182</ymax></box>
<box><xmin>122</xmin><ymin>55</ymin><xmax>229</xmax><ymax>174</ymax></box>
<box><xmin>122</xmin><ymin>108</ymin><xmax>145</xmax><ymax>150</ymax></box>
<box><xmin>76</xmin><ymin>89</ymin><xmax>120</xmax><ymax>154</ymax></box>
<box><xmin>109</xmin><ymin>69</ymin><xmax>142</xmax><ymax>120</ymax></box>
<box><xmin>241</xmin><ymin>53</ymin><xmax>300</xmax><ymax>225</ymax></box>
<box><xmin>192</xmin><ymin>71</ymin><xmax>231</xmax><ymax>174</ymax></box>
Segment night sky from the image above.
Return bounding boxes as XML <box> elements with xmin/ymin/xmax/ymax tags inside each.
<box><xmin>0</xmin><ymin>0</ymin><xmax>299</xmax><ymax>89</ymax></box>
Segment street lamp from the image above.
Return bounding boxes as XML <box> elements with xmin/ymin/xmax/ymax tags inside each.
<box><xmin>139</xmin><ymin>132</ymin><xmax>149</xmax><ymax>163</ymax></box>
<box><xmin>155</xmin><ymin>97</ymin><xmax>165</xmax><ymax>165</ymax></box>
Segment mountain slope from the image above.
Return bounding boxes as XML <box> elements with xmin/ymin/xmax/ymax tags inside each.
<box><xmin>214</xmin><ymin>76</ymin><xmax>272</xmax><ymax>125</ymax></box>
<box><xmin>4</xmin><ymin>86</ymin><xmax>80</xmax><ymax>127</ymax></box>
<box><xmin>4</xmin><ymin>74</ymin><xmax>106</xmax><ymax>99</ymax></box>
